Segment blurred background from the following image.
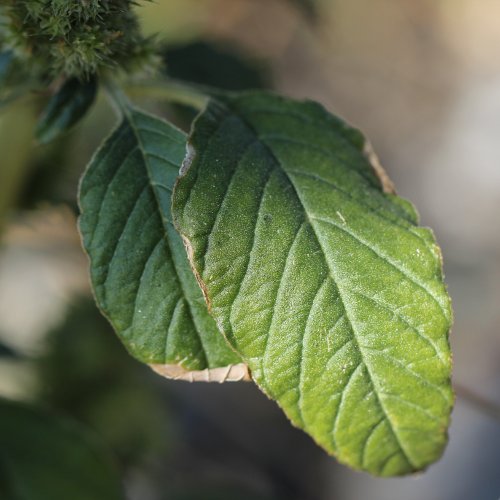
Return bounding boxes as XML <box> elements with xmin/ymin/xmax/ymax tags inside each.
<box><xmin>1</xmin><ymin>0</ymin><xmax>499</xmax><ymax>498</ymax></box>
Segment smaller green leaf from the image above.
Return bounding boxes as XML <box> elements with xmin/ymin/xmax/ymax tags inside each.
<box><xmin>36</xmin><ymin>77</ymin><xmax>97</xmax><ymax>144</ymax></box>
<box><xmin>0</xmin><ymin>398</ymin><xmax>124</xmax><ymax>500</ymax></box>
<box><xmin>78</xmin><ymin>99</ymin><xmax>247</xmax><ymax>382</ymax></box>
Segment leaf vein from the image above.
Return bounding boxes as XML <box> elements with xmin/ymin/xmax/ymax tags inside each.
<box><xmin>261</xmin><ymin>221</ymin><xmax>306</xmax><ymax>392</ymax></box>
<box><xmin>311</xmin><ymin>215</ymin><xmax>448</xmax><ymax>321</ymax></box>
<box><xmin>350</xmin><ymin>286</ymin><xmax>444</xmax><ymax>364</ymax></box>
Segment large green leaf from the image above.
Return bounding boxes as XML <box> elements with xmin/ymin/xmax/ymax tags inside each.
<box><xmin>78</xmin><ymin>102</ymin><xmax>246</xmax><ymax>382</ymax></box>
<box><xmin>172</xmin><ymin>92</ymin><xmax>453</xmax><ymax>475</ymax></box>
<box><xmin>0</xmin><ymin>398</ymin><xmax>124</xmax><ymax>500</ymax></box>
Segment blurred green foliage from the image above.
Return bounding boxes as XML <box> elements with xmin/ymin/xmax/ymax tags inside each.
<box><xmin>165</xmin><ymin>41</ymin><xmax>270</xmax><ymax>91</ymax></box>
<box><xmin>0</xmin><ymin>397</ymin><xmax>124</xmax><ymax>500</ymax></box>
<box><xmin>34</xmin><ymin>299</ymin><xmax>170</xmax><ymax>468</ymax></box>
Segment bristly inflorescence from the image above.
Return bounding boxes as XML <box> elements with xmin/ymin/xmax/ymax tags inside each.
<box><xmin>0</xmin><ymin>0</ymin><xmax>159</xmax><ymax>82</ymax></box>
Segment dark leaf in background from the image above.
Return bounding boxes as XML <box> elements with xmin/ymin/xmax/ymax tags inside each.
<box><xmin>0</xmin><ymin>398</ymin><xmax>124</xmax><ymax>500</ymax></box>
<box><xmin>36</xmin><ymin>77</ymin><xmax>98</xmax><ymax>144</ymax></box>
<box><xmin>165</xmin><ymin>41</ymin><xmax>270</xmax><ymax>91</ymax></box>
<box><xmin>0</xmin><ymin>340</ymin><xmax>19</xmax><ymax>359</ymax></box>
<box><xmin>35</xmin><ymin>300</ymin><xmax>170</xmax><ymax>468</ymax></box>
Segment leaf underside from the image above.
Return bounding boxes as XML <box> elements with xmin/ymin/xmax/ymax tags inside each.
<box><xmin>78</xmin><ymin>105</ymin><xmax>242</xmax><ymax>374</ymax></box>
<box><xmin>173</xmin><ymin>92</ymin><xmax>453</xmax><ymax>476</ymax></box>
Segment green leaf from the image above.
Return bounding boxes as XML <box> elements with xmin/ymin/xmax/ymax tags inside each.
<box><xmin>0</xmin><ymin>398</ymin><xmax>124</xmax><ymax>500</ymax></box>
<box><xmin>165</xmin><ymin>41</ymin><xmax>270</xmax><ymax>91</ymax></box>
<box><xmin>36</xmin><ymin>77</ymin><xmax>97</xmax><ymax>144</ymax></box>
<box><xmin>172</xmin><ymin>92</ymin><xmax>453</xmax><ymax>475</ymax></box>
<box><xmin>78</xmin><ymin>101</ymin><xmax>246</xmax><ymax>382</ymax></box>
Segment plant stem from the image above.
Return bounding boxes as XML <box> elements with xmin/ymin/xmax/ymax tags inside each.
<box><xmin>123</xmin><ymin>79</ymin><xmax>209</xmax><ymax>111</ymax></box>
<box><xmin>104</xmin><ymin>80</ymin><xmax>130</xmax><ymax>118</ymax></box>
<box><xmin>455</xmin><ymin>382</ymin><xmax>500</xmax><ymax>421</ymax></box>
